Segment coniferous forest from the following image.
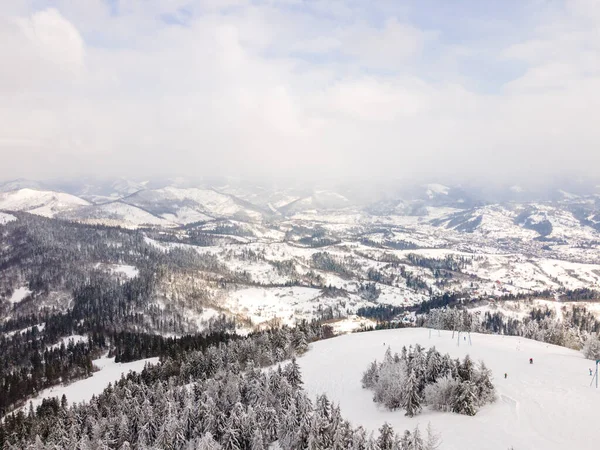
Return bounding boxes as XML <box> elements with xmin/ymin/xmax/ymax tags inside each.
<box><xmin>1</xmin><ymin>323</ymin><xmax>442</xmax><ymax>450</ymax></box>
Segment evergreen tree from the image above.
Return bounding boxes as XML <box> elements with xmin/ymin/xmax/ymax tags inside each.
<box><xmin>402</xmin><ymin>369</ymin><xmax>422</xmax><ymax>417</ymax></box>
<box><xmin>377</xmin><ymin>422</ymin><xmax>395</xmax><ymax>450</ymax></box>
<box><xmin>285</xmin><ymin>357</ymin><xmax>303</xmax><ymax>389</ymax></box>
<box><xmin>452</xmin><ymin>381</ymin><xmax>477</xmax><ymax>416</ymax></box>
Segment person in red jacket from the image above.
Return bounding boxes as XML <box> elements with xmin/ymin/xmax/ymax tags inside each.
<box><xmin>529</xmin><ymin>358</ymin><xmax>533</xmax><ymax>364</ymax></box>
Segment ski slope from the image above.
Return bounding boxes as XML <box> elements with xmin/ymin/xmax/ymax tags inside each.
<box><xmin>298</xmin><ymin>328</ymin><xmax>600</xmax><ymax>450</ymax></box>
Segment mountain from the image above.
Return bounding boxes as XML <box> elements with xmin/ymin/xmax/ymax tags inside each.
<box><xmin>0</xmin><ymin>179</ymin><xmax>46</xmax><ymax>192</ymax></box>
<box><xmin>57</xmin><ymin>178</ymin><xmax>152</xmax><ymax>203</ymax></box>
<box><xmin>278</xmin><ymin>190</ymin><xmax>352</xmax><ymax>215</ymax></box>
<box><xmin>0</xmin><ymin>188</ymin><xmax>90</xmax><ymax>218</ymax></box>
<box><xmin>60</xmin><ymin>201</ymin><xmax>175</xmax><ymax>228</ymax></box>
<box><xmin>122</xmin><ymin>187</ymin><xmax>267</xmax><ymax>223</ymax></box>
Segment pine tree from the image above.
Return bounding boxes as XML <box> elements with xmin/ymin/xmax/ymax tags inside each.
<box><xmin>473</xmin><ymin>361</ymin><xmax>496</xmax><ymax>406</ymax></box>
<box><xmin>402</xmin><ymin>369</ymin><xmax>422</xmax><ymax>417</ymax></box>
<box><xmin>377</xmin><ymin>422</ymin><xmax>395</xmax><ymax>450</ymax></box>
<box><xmin>458</xmin><ymin>355</ymin><xmax>474</xmax><ymax>382</ymax></box>
<box><xmin>197</xmin><ymin>432</ymin><xmax>222</xmax><ymax>450</ymax></box>
<box><xmin>424</xmin><ymin>423</ymin><xmax>441</xmax><ymax>450</ymax></box>
<box><xmin>285</xmin><ymin>358</ymin><xmax>303</xmax><ymax>389</ymax></box>
<box><xmin>361</xmin><ymin>361</ymin><xmax>379</xmax><ymax>389</ymax></box>
<box><xmin>452</xmin><ymin>381</ymin><xmax>477</xmax><ymax>416</ymax></box>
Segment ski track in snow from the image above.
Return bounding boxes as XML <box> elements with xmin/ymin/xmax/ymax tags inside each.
<box><xmin>299</xmin><ymin>328</ymin><xmax>600</xmax><ymax>450</ymax></box>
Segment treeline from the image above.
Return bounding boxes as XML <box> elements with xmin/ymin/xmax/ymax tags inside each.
<box><xmin>560</xmin><ymin>288</ymin><xmax>600</xmax><ymax>301</ymax></box>
<box><xmin>310</xmin><ymin>252</ymin><xmax>358</xmax><ymax>278</ymax></box>
<box><xmin>356</xmin><ymin>304</ymin><xmax>408</xmax><ymax>322</ymax></box>
<box><xmin>406</xmin><ymin>254</ymin><xmax>471</xmax><ymax>272</ymax></box>
<box><xmin>420</xmin><ymin>303</ymin><xmax>600</xmax><ymax>351</ymax></box>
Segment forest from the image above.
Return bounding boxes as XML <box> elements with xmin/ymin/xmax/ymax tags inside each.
<box><xmin>1</xmin><ymin>322</ymin><xmax>443</xmax><ymax>450</ymax></box>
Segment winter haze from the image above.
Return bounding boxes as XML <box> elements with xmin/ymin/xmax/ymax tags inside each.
<box><xmin>1</xmin><ymin>0</ymin><xmax>600</xmax><ymax>184</ymax></box>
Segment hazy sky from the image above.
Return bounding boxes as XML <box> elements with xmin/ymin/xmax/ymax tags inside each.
<box><xmin>1</xmin><ymin>0</ymin><xmax>600</xmax><ymax>184</ymax></box>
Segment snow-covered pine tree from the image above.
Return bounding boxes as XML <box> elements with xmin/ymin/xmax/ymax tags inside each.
<box><xmin>402</xmin><ymin>369</ymin><xmax>422</xmax><ymax>417</ymax></box>
<box><xmin>473</xmin><ymin>361</ymin><xmax>496</xmax><ymax>406</ymax></box>
<box><xmin>377</xmin><ymin>422</ymin><xmax>395</xmax><ymax>450</ymax></box>
<box><xmin>284</xmin><ymin>357</ymin><xmax>303</xmax><ymax>389</ymax></box>
<box><xmin>361</xmin><ymin>360</ymin><xmax>379</xmax><ymax>389</ymax></box>
<box><xmin>410</xmin><ymin>425</ymin><xmax>425</xmax><ymax>450</ymax></box>
<box><xmin>197</xmin><ymin>432</ymin><xmax>223</xmax><ymax>450</ymax></box>
<box><xmin>452</xmin><ymin>381</ymin><xmax>478</xmax><ymax>416</ymax></box>
<box><xmin>458</xmin><ymin>355</ymin><xmax>474</xmax><ymax>382</ymax></box>
<box><xmin>424</xmin><ymin>423</ymin><xmax>442</xmax><ymax>450</ymax></box>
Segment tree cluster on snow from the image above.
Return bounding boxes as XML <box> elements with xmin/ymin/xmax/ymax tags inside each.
<box><xmin>362</xmin><ymin>345</ymin><xmax>496</xmax><ymax>417</ymax></box>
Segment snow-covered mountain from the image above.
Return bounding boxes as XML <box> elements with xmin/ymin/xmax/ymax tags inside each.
<box><xmin>0</xmin><ymin>179</ymin><xmax>47</xmax><ymax>192</ymax></box>
<box><xmin>60</xmin><ymin>201</ymin><xmax>175</xmax><ymax>228</ymax></box>
<box><xmin>0</xmin><ymin>188</ymin><xmax>90</xmax><ymax>218</ymax></box>
<box><xmin>122</xmin><ymin>187</ymin><xmax>267</xmax><ymax>224</ymax></box>
<box><xmin>278</xmin><ymin>190</ymin><xmax>352</xmax><ymax>215</ymax></box>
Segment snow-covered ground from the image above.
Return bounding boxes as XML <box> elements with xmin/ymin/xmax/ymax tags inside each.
<box><xmin>47</xmin><ymin>334</ymin><xmax>88</xmax><ymax>350</ymax></box>
<box><xmin>226</xmin><ymin>287</ymin><xmax>324</xmax><ymax>326</ymax></box>
<box><xmin>0</xmin><ymin>211</ymin><xmax>16</xmax><ymax>224</ymax></box>
<box><xmin>0</xmin><ymin>188</ymin><xmax>89</xmax><ymax>218</ymax></box>
<box><xmin>19</xmin><ymin>355</ymin><xmax>159</xmax><ymax>412</ymax></box>
<box><xmin>299</xmin><ymin>328</ymin><xmax>600</xmax><ymax>450</ymax></box>
<box><xmin>327</xmin><ymin>315</ymin><xmax>377</xmax><ymax>334</ymax></box>
<box><xmin>6</xmin><ymin>286</ymin><xmax>32</xmax><ymax>304</ymax></box>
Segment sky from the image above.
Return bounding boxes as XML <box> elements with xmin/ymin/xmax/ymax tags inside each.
<box><xmin>1</xmin><ymin>0</ymin><xmax>600</xmax><ymax>185</ymax></box>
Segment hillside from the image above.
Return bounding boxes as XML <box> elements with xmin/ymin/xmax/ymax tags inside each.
<box><xmin>0</xmin><ymin>189</ymin><xmax>90</xmax><ymax>218</ymax></box>
<box><xmin>299</xmin><ymin>328</ymin><xmax>599</xmax><ymax>450</ymax></box>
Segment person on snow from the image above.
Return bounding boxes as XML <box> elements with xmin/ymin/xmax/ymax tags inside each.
<box><xmin>529</xmin><ymin>358</ymin><xmax>533</xmax><ymax>364</ymax></box>
<box><xmin>590</xmin><ymin>368</ymin><xmax>593</xmax><ymax>376</ymax></box>
<box><xmin>504</xmin><ymin>373</ymin><xmax>508</xmax><ymax>379</ymax></box>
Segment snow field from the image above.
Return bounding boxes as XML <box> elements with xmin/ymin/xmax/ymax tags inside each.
<box><xmin>6</xmin><ymin>286</ymin><xmax>32</xmax><ymax>304</ymax></box>
<box><xmin>298</xmin><ymin>328</ymin><xmax>600</xmax><ymax>450</ymax></box>
<box><xmin>0</xmin><ymin>212</ymin><xmax>16</xmax><ymax>224</ymax></box>
<box><xmin>18</xmin><ymin>355</ymin><xmax>159</xmax><ymax>413</ymax></box>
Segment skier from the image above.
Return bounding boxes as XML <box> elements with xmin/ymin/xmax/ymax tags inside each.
<box><xmin>590</xmin><ymin>368</ymin><xmax>593</xmax><ymax>376</ymax></box>
<box><xmin>529</xmin><ymin>358</ymin><xmax>533</xmax><ymax>364</ymax></box>
<box><xmin>504</xmin><ymin>373</ymin><xmax>507</xmax><ymax>379</ymax></box>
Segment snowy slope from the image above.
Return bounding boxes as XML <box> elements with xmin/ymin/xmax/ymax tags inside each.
<box><xmin>279</xmin><ymin>191</ymin><xmax>352</xmax><ymax>215</ymax></box>
<box><xmin>62</xmin><ymin>201</ymin><xmax>175</xmax><ymax>228</ymax></box>
<box><xmin>123</xmin><ymin>187</ymin><xmax>264</xmax><ymax>223</ymax></box>
<box><xmin>6</xmin><ymin>286</ymin><xmax>32</xmax><ymax>304</ymax></box>
<box><xmin>0</xmin><ymin>212</ymin><xmax>16</xmax><ymax>224</ymax></box>
<box><xmin>299</xmin><ymin>328</ymin><xmax>600</xmax><ymax>450</ymax></box>
<box><xmin>18</xmin><ymin>355</ymin><xmax>159</xmax><ymax>412</ymax></box>
<box><xmin>0</xmin><ymin>189</ymin><xmax>90</xmax><ymax>218</ymax></box>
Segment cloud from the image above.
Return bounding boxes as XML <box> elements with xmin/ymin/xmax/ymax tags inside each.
<box><xmin>0</xmin><ymin>8</ymin><xmax>84</xmax><ymax>92</ymax></box>
<box><xmin>0</xmin><ymin>1</ymin><xmax>599</xmax><ymax>185</ymax></box>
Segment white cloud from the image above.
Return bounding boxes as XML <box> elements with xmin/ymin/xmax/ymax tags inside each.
<box><xmin>0</xmin><ymin>8</ymin><xmax>84</xmax><ymax>92</ymax></box>
<box><xmin>0</xmin><ymin>1</ymin><xmax>600</xmax><ymax>184</ymax></box>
